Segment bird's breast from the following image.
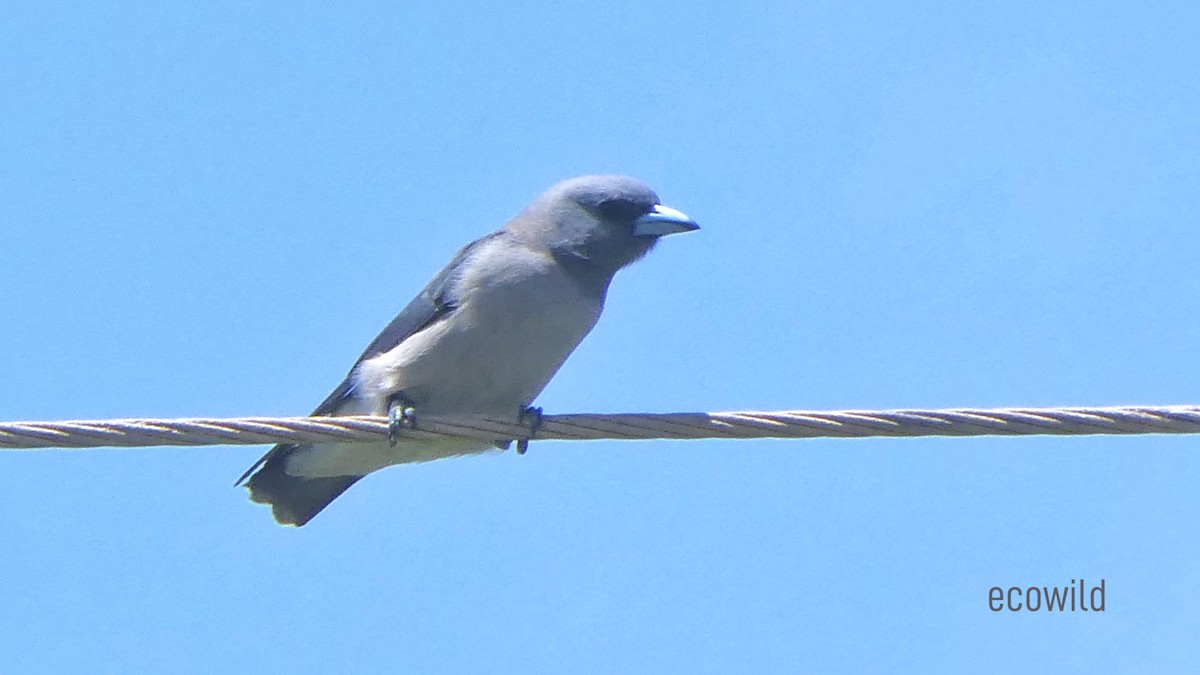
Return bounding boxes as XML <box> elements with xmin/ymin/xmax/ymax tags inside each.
<box><xmin>357</xmin><ymin>251</ymin><xmax>604</xmax><ymax>414</ymax></box>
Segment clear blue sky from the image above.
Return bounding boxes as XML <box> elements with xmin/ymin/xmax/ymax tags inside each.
<box><xmin>2</xmin><ymin>2</ymin><xmax>1198</xmax><ymax>672</ymax></box>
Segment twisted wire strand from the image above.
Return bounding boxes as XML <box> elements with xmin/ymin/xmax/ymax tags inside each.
<box><xmin>1</xmin><ymin>405</ymin><xmax>1198</xmax><ymax>450</ymax></box>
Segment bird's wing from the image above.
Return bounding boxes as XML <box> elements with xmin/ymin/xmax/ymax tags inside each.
<box><xmin>236</xmin><ymin>232</ymin><xmax>503</xmax><ymax>486</ymax></box>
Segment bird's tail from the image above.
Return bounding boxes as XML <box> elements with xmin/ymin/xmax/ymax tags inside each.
<box><xmin>240</xmin><ymin>444</ymin><xmax>361</xmax><ymax>527</ymax></box>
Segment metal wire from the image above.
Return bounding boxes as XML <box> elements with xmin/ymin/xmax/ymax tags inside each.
<box><xmin>2</xmin><ymin>405</ymin><xmax>1198</xmax><ymax>450</ymax></box>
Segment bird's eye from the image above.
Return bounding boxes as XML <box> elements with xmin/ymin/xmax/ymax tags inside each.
<box><xmin>595</xmin><ymin>199</ymin><xmax>651</xmax><ymax>223</ymax></box>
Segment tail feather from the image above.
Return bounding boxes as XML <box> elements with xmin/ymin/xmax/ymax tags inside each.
<box><xmin>242</xmin><ymin>444</ymin><xmax>362</xmax><ymax>527</ymax></box>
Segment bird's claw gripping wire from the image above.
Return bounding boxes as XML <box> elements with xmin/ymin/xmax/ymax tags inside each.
<box><xmin>516</xmin><ymin>406</ymin><xmax>543</xmax><ymax>455</ymax></box>
<box><xmin>386</xmin><ymin>393</ymin><xmax>417</xmax><ymax>447</ymax></box>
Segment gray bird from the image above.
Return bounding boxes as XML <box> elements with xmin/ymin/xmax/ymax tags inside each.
<box><xmin>238</xmin><ymin>175</ymin><xmax>698</xmax><ymax>526</ymax></box>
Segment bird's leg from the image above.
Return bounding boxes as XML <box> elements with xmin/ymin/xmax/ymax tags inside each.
<box><xmin>386</xmin><ymin>392</ymin><xmax>417</xmax><ymax>447</ymax></box>
<box><xmin>516</xmin><ymin>406</ymin><xmax>543</xmax><ymax>455</ymax></box>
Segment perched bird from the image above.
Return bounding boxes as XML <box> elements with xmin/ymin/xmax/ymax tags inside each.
<box><xmin>238</xmin><ymin>175</ymin><xmax>698</xmax><ymax>526</ymax></box>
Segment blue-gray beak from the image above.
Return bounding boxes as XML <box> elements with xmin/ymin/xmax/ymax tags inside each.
<box><xmin>632</xmin><ymin>204</ymin><xmax>700</xmax><ymax>237</ymax></box>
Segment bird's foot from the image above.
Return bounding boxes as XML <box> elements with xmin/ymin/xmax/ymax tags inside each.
<box><xmin>516</xmin><ymin>406</ymin><xmax>543</xmax><ymax>455</ymax></box>
<box><xmin>386</xmin><ymin>393</ymin><xmax>417</xmax><ymax>447</ymax></box>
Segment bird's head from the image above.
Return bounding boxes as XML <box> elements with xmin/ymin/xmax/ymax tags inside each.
<box><xmin>511</xmin><ymin>175</ymin><xmax>699</xmax><ymax>277</ymax></box>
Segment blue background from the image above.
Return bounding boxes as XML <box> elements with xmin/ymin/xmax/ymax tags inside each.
<box><xmin>2</xmin><ymin>2</ymin><xmax>1198</xmax><ymax>672</ymax></box>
